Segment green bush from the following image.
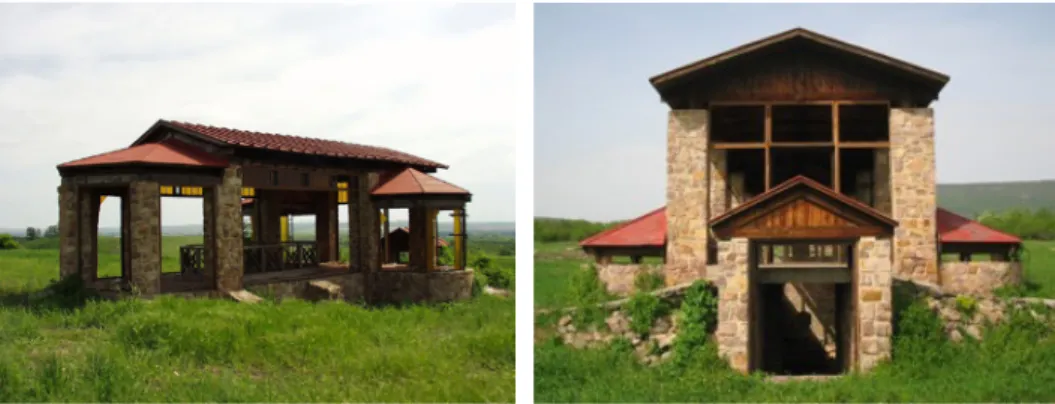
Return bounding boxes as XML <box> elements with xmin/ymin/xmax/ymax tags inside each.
<box><xmin>673</xmin><ymin>281</ymin><xmax>718</xmax><ymax>364</ymax></box>
<box><xmin>567</xmin><ymin>265</ymin><xmax>611</xmax><ymax>327</ymax></box>
<box><xmin>625</xmin><ymin>293</ymin><xmax>668</xmax><ymax>335</ymax></box>
<box><xmin>955</xmin><ymin>295</ymin><xmax>978</xmax><ymax>318</ymax></box>
<box><xmin>633</xmin><ymin>271</ymin><xmax>664</xmax><ymax>292</ymax></box>
<box><xmin>481</xmin><ymin>266</ymin><xmax>514</xmax><ymax>289</ymax></box>
<box><xmin>0</xmin><ymin>234</ymin><xmax>21</xmax><ymax>250</ymax></box>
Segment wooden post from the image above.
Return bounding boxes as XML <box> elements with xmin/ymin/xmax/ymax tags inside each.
<box><xmin>383</xmin><ymin>208</ymin><xmax>390</xmax><ymax>264</ymax></box>
<box><xmin>833</xmin><ymin>101</ymin><xmax>841</xmax><ymax>193</ymax></box>
<box><xmin>764</xmin><ymin>104</ymin><xmax>772</xmax><ymax>190</ymax></box>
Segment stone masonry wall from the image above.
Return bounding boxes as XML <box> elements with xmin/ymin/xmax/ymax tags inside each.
<box><xmin>856</xmin><ymin>236</ymin><xmax>893</xmax><ymax>372</ymax></box>
<box><xmin>78</xmin><ymin>188</ymin><xmax>100</xmax><ymax>284</ymax></box>
<box><xmin>128</xmin><ymin>181</ymin><xmax>161</xmax><ymax>295</ymax></box>
<box><xmin>358</xmin><ymin>173</ymin><xmax>380</xmax><ymax>270</ymax></box>
<box><xmin>890</xmin><ymin>108</ymin><xmax>938</xmax><ymax>284</ymax></box>
<box><xmin>939</xmin><ymin>261</ymin><xmax>1023</xmax><ymax>296</ymax></box>
<box><xmin>715</xmin><ymin>238</ymin><xmax>750</xmax><ymax>373</ymax></box>
<box><xmin>595</xmin><ymin>263</ymin><xmax>664</xmax><ymax>296</ymax></box>
<box><xmin>709</xmin><ymin>149</ymin><xmax>728</xmax><ymax>218</ymax></box>
<box><xmin>214</xmin><ymin>166</ymin><xmax>244</xmax><ymax>291</ymax></box>
<box><xmin>666</xmin><ymin>110</ymin><xmax>710</xmax><ymax>286</ymax></box>
<box><xmin>58</xmin><ymin>184</ymin><xmax>79</xmax><ymax>279</ymax></box>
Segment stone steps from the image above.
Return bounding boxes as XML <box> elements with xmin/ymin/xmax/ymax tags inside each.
<box><xmin>304</xmin><ymin>280</ymin><xmax>344</xmax><ymax>301</ymax></box>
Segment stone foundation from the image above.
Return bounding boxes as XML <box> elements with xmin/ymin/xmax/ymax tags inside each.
<box><xmin>369</xmin><ymin>269</ymin><xmax>474</xmax><ymax>304</ymax></box>
<box><xmin>595</xmin><ymin>263</ymin><xmax>664</xmax><ymax>296</ymax></box>
<box><xmin>246</xmin><ymin>272</ymin><xmax>366</xmax><ymax>302</ymax></box>
<box><xmin>939</xmin><ymin>261</ymin><xmax>1023</xmax><ymax>296</ymax></box>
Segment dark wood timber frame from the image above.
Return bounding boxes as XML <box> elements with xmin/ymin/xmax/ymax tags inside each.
<box><xmin>710</xmin><ymin>101</ymin><xmax>890</xmax><ymax>193</ymax></box>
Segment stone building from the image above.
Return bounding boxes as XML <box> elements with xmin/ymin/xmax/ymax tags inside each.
<box><xmin>580</xmin><ymin>28</ymin><xmax>1023</xmax><ymax>375</ymax></box>
<box><xmin>56</xmin><ymin>119</ymin><xmax>474</xmax><ymax>304</ymax></box>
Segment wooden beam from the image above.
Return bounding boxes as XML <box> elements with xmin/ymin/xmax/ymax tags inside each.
<box><xmin>833</xmin><ymin>101</ymin><xmax>841</xmax><ymax>193</ymax></box>
<box><xmin>769</xmin><ymin>142</ymin><xmax>834</xmax><ymax>148</ymax></box>
<box><xmin>839</xmin><ymin>141</ymin><xmax>890</xmax><ymax>149</ymax></box>
<box><xmin>712</xmin><ymin>142</ymin><xmax>766</xmax><ymax>150</ymax></box>
<box><xmin>764</xmin><ymin>104</ymin><xmax>772</xmax><ymax>190</ymax></box>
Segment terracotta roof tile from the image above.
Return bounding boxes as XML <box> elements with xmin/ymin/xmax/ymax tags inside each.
<box><xmin>161</xmin><ymin>120</ymin><xmax>447</xmax><ymax>169</ymax></box>
<box><xmin>58</xmin><ymin>139</ymin><xmax>227</xmax><ymax>169</ymax></box>
<box><xmin>579</xmin><ymin>207</ymin><xmax>667</xmax><ymax>248</ymax></box>
<box><xmin>371</xmin><ymin>168</ymin><xmax>470</xmax><ymax>196</ymax></box>
<box><xmin>937</xmin><ymin>208</ymin><xmax>1021</xmax><ymax>244</ymax></box>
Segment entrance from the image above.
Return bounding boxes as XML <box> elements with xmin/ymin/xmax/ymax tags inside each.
<box><xmin>751</xmin><ymin>241</ymin><xmax>855</xmax><ymax>375</ymax></box>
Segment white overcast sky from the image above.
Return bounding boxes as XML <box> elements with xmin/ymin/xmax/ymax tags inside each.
<box><xmin>0</xmin><ymin>3</ymin><xmax>515</xmax><ymax>229</ymax></box>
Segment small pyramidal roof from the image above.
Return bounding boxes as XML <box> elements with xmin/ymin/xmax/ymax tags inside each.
<box><xmin>936</xmin><ymin>208</ymin><xmax>1021</xmax><ymax>244</ymax></box>
<box><xmin>58</xmin><ymin>139</ymin><xmax>228</xmax><ymax>169</ymax></box>
<box><xmin>371</xmin><ymin>168</ymin><xmax>470</xmax><ymax>197</ymax></box>
<box><xmin>580</xmin><ymin>207</ymin><xmax>667</xmax><ymax>248</ymax></box>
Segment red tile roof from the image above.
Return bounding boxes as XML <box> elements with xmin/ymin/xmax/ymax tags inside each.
<box><xmin>937</xmin><ymin>208</ymin><xmax>1021</xmax><ymax>244</ymax></box>
<box><xmin>579</xmin><ymin>207</ymin><xmax>667</xmax><ymax>248</ymax></box>
<box><xmin>371</xmin><ymin>168</ymin><xmax>470</xmax><ymax>197</ymax></box>
<box><xmin>159</xmin><ymin>120</ymin><xmax>447</xmax><ymax>169</ymax></box>
<box><xmin>58</xmin><ymin>139</ymin><xmax>228</xmax><ymax>169</ymax></box>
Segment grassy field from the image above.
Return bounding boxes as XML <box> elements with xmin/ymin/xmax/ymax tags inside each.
<box><xmin>0</xmin><ymin>237</ymin><xmax>515</xmax><ymax>402</ymax></box>
<box><xmin>534</xmin><ymin>240</ymin><xmax>1055</xmax><ymax>401</ymax></box>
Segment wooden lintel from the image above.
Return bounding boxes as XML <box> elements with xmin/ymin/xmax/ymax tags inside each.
<box><xmin>839</xmin><ymin>142</ymin><xmax>890</xmax><ymax>149</ymax></box>
<box><xmin>712</xmin><ymin>142</ymin><xmax>766</xmax><ymax>150</ymax></box>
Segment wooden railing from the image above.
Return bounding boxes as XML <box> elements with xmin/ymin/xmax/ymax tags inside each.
<box><xmin>179</xmin><ymin>242</ymin><xmax>319</xmax><ymax>275</ymax></box>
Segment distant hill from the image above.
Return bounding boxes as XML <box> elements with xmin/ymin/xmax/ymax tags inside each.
<box><xmin>938</xmin><ymin>180</ymin><xmax>1055</xmax><ymax>217</ymax></box>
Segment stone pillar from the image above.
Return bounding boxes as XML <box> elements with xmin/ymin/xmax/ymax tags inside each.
<box><xmin>709</xmin><ymin>149</ymin><xmax>728</xmax><ymax>218</ymax></box>
<box><xmin>890</xmin><ymin>108</ymin><xmax>938</xmax><ymax>284</ymax></box>
<box><xmin>347</xmin><ymin>175</ymin><xmax>362</xmax><ymax>269</ymax></box>
<box><xmin>873</xmin><ymin>149</ymin><xmax>891</xmax><ymax>215</ymax></box>
<box><xmin>128</xmin><ymin>180</ymin><xmax>161</xmax><ymax>295</ymax></box>
<box><xmin>78</xmin><ymin>189</ymin><xmax>100</xmax><ymax>284</ymax></box>
<box><xmin>58</xmin><ymin>183</ymin><xmax>80</xmax><ymax>280</ymax></box>
<box><xmin>357</xmin><ymin>173</ymin><xmax>380</xmax><ymax>271</ymax></box>
<box><xmin>408</xmin><ymin>207</ymin><xmax>428</xmax><ymax>270</ymax></box>
<box><xmin>665</xmin><ymin>110</ymin><xmax>710</xmax><ymax>286</ymax></box>
<box><xmin>213</xmin><ymin>166</ymin><xmax>244</xmax><ymax>291</ymax></box>
<box><xmin>855</xmin><ymin>236</ymin><xmax>893</xmax><ymax>372</ymax></box>
<box><xmin>202</xmin><ymin>189</ymin><xmax>216</xmax><ymax>284</ymax></box>
<box><xmin>257</xmin><ymin>190</ymin><xmax>283</xmax><ymax>245</ymax></box>
<box><xmin>715</xmin><ymin>237</ymin><xmax>750</xmax><ymax>373</ymax></box>
<box><xmin>315</xmin><ymin>191</ymin><xmax>338</xmax><ymax>263</ymax></box>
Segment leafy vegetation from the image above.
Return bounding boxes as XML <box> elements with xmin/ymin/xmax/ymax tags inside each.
<box><xmin>938</xmin><ymin>180</ymin><xmax>1055</xmax><ymax>218</ymax></box>
<box><xmin>0</xmin><ymin>234</ymin><xmax>20</xmax><ymax>250</ymax></box>
<box><xmin>624</xmin><ymin>293</ymin><xmax>668</xmax><ymax>335</ymax></box>
<box><xmin>672</xmin><ymin>281</ymin><xmax>718</xmax><ymax>365</ymax></box>
<box><xmin>0</xmin><ymin>235</ymin><xmax>515</xmax><ymax>402</ymax></box>
<box><xmin>633</xmin><ymin>271</ymin><xmax>664</xmax><ymax>292</ymax></box>
<box><xmin>534</xmin><ymin>217</ymin><xmax>621</xmax><ymax>243</ymax></box>
<box><xmin>536</xmin><ymin>292</ymin><xmax>1055</xmax><ymax>402</ymax></box>
<box><xmin>978</xmin><ymin>208</ymin><xmax>1055</xmax><ymax>240</ymax></box>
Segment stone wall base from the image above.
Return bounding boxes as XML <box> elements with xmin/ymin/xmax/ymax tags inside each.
<box><xmin>595</xmin><ymin>263</ymin><xmax>664</xmax><ymax>296</ymax></box>
<box><xmin>939</xmin><ymin>261</ymin><xmax>1023</xmax><ymax>296</ymax></box>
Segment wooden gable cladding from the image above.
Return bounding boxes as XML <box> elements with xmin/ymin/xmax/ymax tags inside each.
<box><xmin>711</xmin><ymin>175</ymin><xmax>896</xmax><ymax>240</ymax></box>
<box><xmin>651</xmin><ymin>29</ymin><xmax>949</xmax><ymax>108</ymax></box>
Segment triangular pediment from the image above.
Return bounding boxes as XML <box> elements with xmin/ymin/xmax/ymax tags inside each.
<box><xmin>650</xmin><ymin>28</ymin><xmax>949</xmax><ymax>107</ymax></box>
<box><xmin>711</xmin><ymin>176</ymin><xmax>896</xmax><ymax>240</ymax></box>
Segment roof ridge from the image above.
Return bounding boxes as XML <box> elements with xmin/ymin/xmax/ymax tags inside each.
<box><xmin>580</xmin><ymin>206</ymin><xmax>666</xmax><ymax>247</ymax></box>
<box><xmin>936</xmin><ymin>207</ymin><xmax>1022</xmax><ymax>241</ymax></box>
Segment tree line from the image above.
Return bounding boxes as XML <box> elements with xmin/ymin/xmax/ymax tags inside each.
<box><xmin>534</xmin><ymin>217</ymin><xmax>622</xmax><ymax>243</ymax></box>
<box><xmin>977</xmin><ymin>208</ymin><xmax>1055</xmax><ymax>240</ymax></box>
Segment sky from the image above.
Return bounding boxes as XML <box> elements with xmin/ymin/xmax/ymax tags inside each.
<box><xmin>0</xmin><ymin>3</ymin><xmax>515</xmax><ymax>229</ymax></box>
<box><xmin>535</xmin><ymin>3</ymin><xmax>1055</xmax><ymax>222</ymax></box>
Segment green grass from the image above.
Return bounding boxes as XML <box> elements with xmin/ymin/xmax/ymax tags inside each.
<box><xmin>0</xmin><ymin>237</ymin><xmax>514</xmax><ymax>402</ymax></box>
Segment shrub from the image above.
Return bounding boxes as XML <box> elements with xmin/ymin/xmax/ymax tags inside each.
<box><xmin>567</xmin><ymin>265</ymin><xmax>611</xmax><ymax>327</ymax></box>
<box><xmin>0</xmin><ymin>234</ymin><xmax>20</xmax><ymax>250</ymax></box>
<box><xmin>625</xmin><ymin>292</ymin><xmax>668</xmax><ymax>335</ymax></box>
<box><xmin>471</xmin><ymin>271</ymin><xmax>489</xmax><ymax>297</ymax></box>
<box><xmin>955</xmin><ymin>295</ymin><xmax>978</xmax><ymax>318</ymax></box>
<box><xmin>480</xmin><ymin>266</ymin><xmax>514</xmax><ymax>289</ymax></box>
<box><xmin>673</xmin><ymin>281</ymin><xmax>718</xmax><ymax>364</ymax></box>
<box><xmin>633</xmin><ymin>271</ymin><xmax>664</xmax><ymax>292</ymax></box>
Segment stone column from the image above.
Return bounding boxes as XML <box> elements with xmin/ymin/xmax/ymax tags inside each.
<box><xmin>729</xmin><ymin>172</ymin><xmax>746</xmax><ymax>209</ymax></box>
<box><xmin>407</xmin><ymin>207</ymin><xmax>428</xmax><ymax>270</ymax></box>
<box><xmin>78</xmin><ymin>189</ymin><xmax>100</xmax><ymax>284</ymax></box>
<box><xmin>356</xmin><ymin>173</ymin><xmax>380</xmax><ymax>271</ymax></box>
<box><xmin>213</xmin><ymin>166</ymin><xmax>244</xmax><ymax>291</ymax></box>
<box><xmin>715</xmin><ymin>237</ymin><xmax>750</xmax><ymax>373</ymax></box>
<box><xmin>128</xmin><ymin>180</ymin><xmax>161</xmax><ymax>295</ymax></box>
<box><xmin>315</xmin><ymin>191</ymin><xmax>338</xmax><ymax>263</ymax></box>
<box><xmin>856</xmin><ymin>236</ymin><xmax>893</xmax><ymax>372</ymax></box>
<box><xmin>873</xmin><ymin>149</ymin><xmax>891</xmax><ymax>215</ymax></box>
<box><xmin>202</xmin><ymin>188</ymin><xmax>216</xmax><ymax>284</ymax></box>
<box><xmin>665</xmin><ymin>110</ymin><xmax>710</xmax><ymax>286</ymax></box>
<box><xmin>257</xmin><ymin>190</ymin><xmax>283</xmax><ymax>245</ymax></box>
<box><xmin>890</xmin><ymin>108</ymin><xmax>938</xmax><ymax>284</ymax></box>
<box><xmin>58</xmin><ymin>183</ymin><xmax>80</xmax><ymax>280</ymax></box>
<box><xmin>709</xmin><ymin>149</ymin><xmax>728</xmax><ymax>218</ymax></box>
<box><xmin>347</xmin><ymin>175</ymin><xmax>362</xmax><ymax>270</ymax></box>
